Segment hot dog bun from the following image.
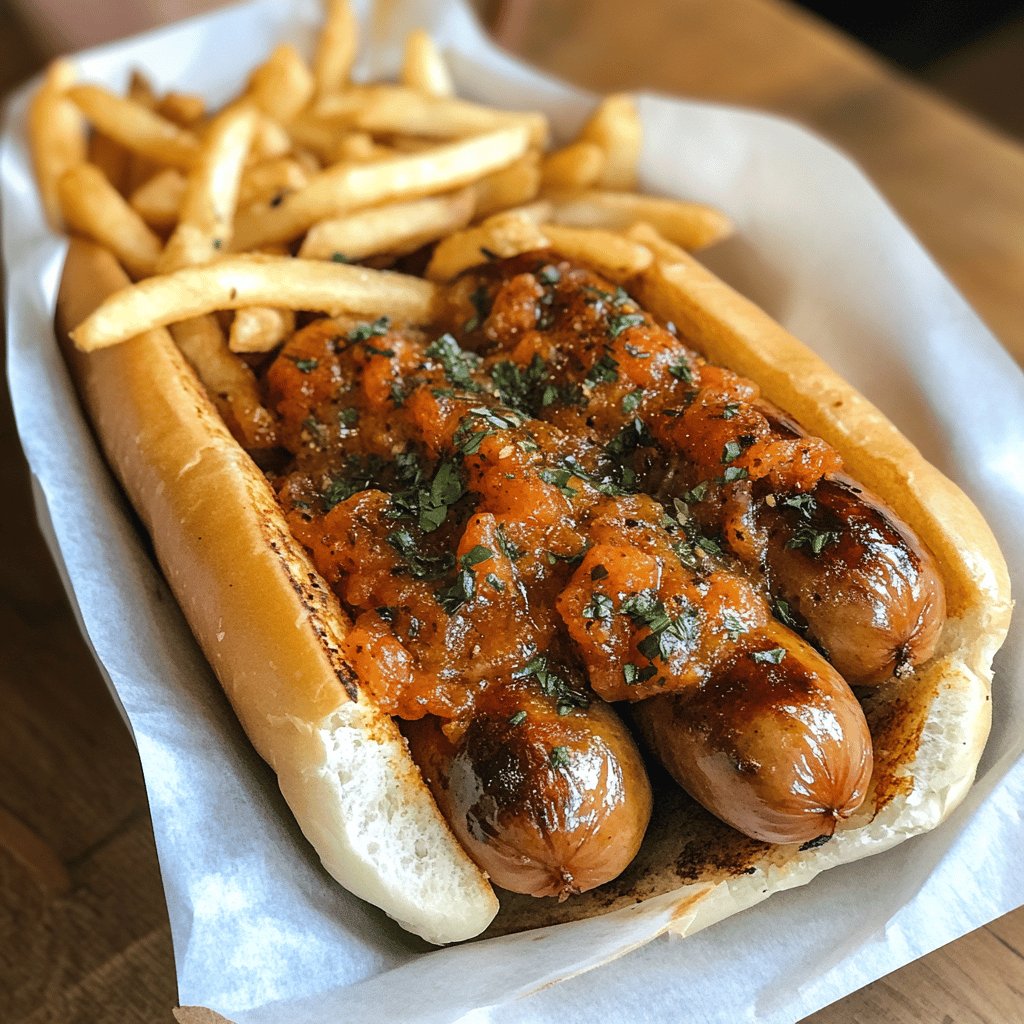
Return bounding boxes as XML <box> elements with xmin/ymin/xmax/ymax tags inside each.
<box><xmin>56</xmin><ymin>227</ymin><xmax>1010</xmax><ymax>948</ymax></box>
<box><xmin>56</xmin><ymin>237</ymin><xmax>499</xmax><ymax>945</ymax></box>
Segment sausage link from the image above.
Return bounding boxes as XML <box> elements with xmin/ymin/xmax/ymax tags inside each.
<box><xmin>634</xmin><ymin>628</ymin><xmax>873</xmax><ymax>845</ymax></box>
<box><xmin>758</xmin><ymin>475</ymin><xmax>945</xmax><ymax>685</ymax></box>
<box><xmin>405</xmin><ymin>684</ymin><xmax>653</xmax><ymax>899</ymax></box>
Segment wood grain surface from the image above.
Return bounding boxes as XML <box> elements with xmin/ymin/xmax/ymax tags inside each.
<box><xmin>2</xmin><ymin>1</ymin><xmax>1022</xmax><ymax>1022</ymax></box>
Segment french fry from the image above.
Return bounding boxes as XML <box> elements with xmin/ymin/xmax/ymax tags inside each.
<box><xmin>332</xmin><ymin>132</ymin><xmax>396</xmax><ymax>164</ymax></box>
<box><xmin>313</xmin><ymin>0</ymin><xmax>358</xmax><ymax>97</ymax></box>
<box><xmin>130</xmin><ymin>167</ymin><xmax>187</xmax><ymax>229</ymax></box>
<box><xmin>540</xmin><ymin>141</ymin><xmax>605</xmax><ymax>191</ymax></box>
<box><xmin>70</xmin><ymin>255</ymin><xmax>439</xmax><ymax>351</ymax></box>
<box><xmin>229</xmin><ymin>305</ymin><xmax>296</xmax><ymax>353</ymax></box>
<box><xmin>578</xmin><ymin>93</ymin><xmax>642</xmax><ymax>189</ymax></box>
<box><xmin>58</xmin><ymin>163</ymin><xmax>162</xmax><ymax>279</ymax></box>
<box><xmin>250</xmin><ymin>115</ymin><xmax>293</xmax><ymax>160</ymax></box>
<box><xmin>401</xmin><ymin>29</ymin><xmax>454</xmax><ymax>98</ymax></box>
<box><xmin>88</xmin><ymin>131</ymin><xmax>131</xmax><ymax>195</ymax></box>
<box><xmin>548</xmin><ymin>190</ymin><xmax>733</xmax><ymax>251</ymax></box>
<box><xmin>157</xmin><ymin>92</ymin><xmax>206</xmax><ymax>127</ymax></box>
<box><xmin>426</xmin><ymin>212</ymin><xmax>550</xmax><ymax>281</ymax></box>
<box><xmin>234</xmin><ymin>125</ymin><xmax>531</xmax><ymax>250</ymax></box>
<box><xmin>471</xmin><ymin>154</ymin><xmax>541</xmax><ymax>219</ymax></box>
<box><xmin>68</xmin><ymin>84</ymin><xmax>200</xmax><ymax>170</ymax></box>
<box><xmin>28</xmin><ymin>59</ymin><xmax>87</xmax><ymax>230</ymax></box>
<box><xmin>159</xmin><ymin>103</ymin><xmax>257</xmax><ymax>272</ymax></box>
<box><xmin>298</xmin><ymin>188</ymin><xmax>476</xmax><ymax>262</ymax></box>
<box><xmin>543</xmin><ymin>224</ymin><xmax>653</xmax><ymax>279</ymax></box>
<box><xmin>238</xmin><ymin>157</ymin><xmax>309</xmax><ymax>211</ymax></box>
<box><xmin>123</xmin><ymin>71</ymin><xmax>162</xmax><ymax>195</ymax></box>
<box><xmin>247</xmin><ymin>44</ymin><xmax>314</xmax><ymax>124</ymax></box>
<box><xmin>425</xmin><ymin>216</ymin><xmax>652</xmax><ymax>282</ymax></box>
<box><xmin>350</xmin><ymin>86</ymin><xmax>548</xmax><ymax>148</ymax></box>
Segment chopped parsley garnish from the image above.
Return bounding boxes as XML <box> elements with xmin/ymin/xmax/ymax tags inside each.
<box><xmin>549</xmin><ymin>745</ymin><xmax>571</xmax><ymax>768</ymax></box>
<box><xmin>463</xmin><ymin>284</ymin><xmax>492</xmax><ymax>332</ymax></box>
<box><xmin>537</xmin><ymin>264</ymin><xmax>561</xmax><ymax>285</ymax></box>
<box><xmin>607</xmin><ymin>312</ymin><xmax>646</xmax><ymax>339</ymax></box>
<box><xmin>683</xmin><ymin>481</ymin><xmax>709</xmax><ymax>503</ymax></box>
<box><xmin>513</xmin><ymin>655</ymin><xmax>588</xmax><ymax>714</ymax></box>
<box><xmin>621</xmin><ymin>389</ymin><xmax>644</xmax><ymax>414</ymax></box>
<box><xmin>722</xmin><ymin>610</ymin><xmax>748</xmax><ymax>640</ymax></box>
<box><xmin>582</xmin><ymin>592</ymin><xmax>614</xmax><ymax>622</ymax></box>
<box><xmin>668</xmin><ymin>359</ymin><xmax>694</xmax><ymax>383</ymax></box>
<box><xmin>623</xmin><ymin>662</ymin><xmax>656</xmax><ymax>686</ymax></box>
<box><xmin>386</xmin><ymin>528</ymin><xmax>455</xmax><ymax>581</ymax></box>
<box><xmin>722</xmin><ymin>439</ymin><xmax>744</xmax><ymax>464</ymax></box>
<box><xmin>586</xmin><ymin>353</ymin><xmax>620</xmax><ymax>385</ymax></box>
<box><xmin>508</xmin><ymin>710</ymin><xmax>527</xmax><ymax>727</ymax></box>
<box><xmin>437</xmin><ymin>568</ymin><xmax>476</xmax><ymax>614</ymax></box>
<box><xmin>347</xmin><ymin>317</ymin><xmax>390</xmax><ymax>343</ymax></box>
<box><xmin>752</xmin><ymin>647</ymin><xmax>787</xmax><ymax>664</ymax></box>
<box><xmin>417</xmin><ymin>459</ymin><xmax>464</xmax><ymax>533</ymax></box>
<box><xmin>290</xmin><ymin>356</ymin><xmax>318</xmax><ymax>373</ymax></box>
<box><xmin>338</xmin><ymin>406</ymin><xmax>359</xmax><ymax>427</ymax></box>
<box><xmin>722</xmin><ymin>466</ymin><xmax>749</xmax><ymax>484</ymax></box>
<box><xmin>539</xmin><ymin>466</ymin><xmax>579</xmax><ymax>499</ymax></box>
<box><xmin>590</xmin><ymin>563</ymin><xmax>609</xmax><ymax>581</ymax></box>
<box><xmin>721</xmin><ymin>401</ymin><xmax>740</xmax><ymax>419</ymax></box>
<box><xmin>780</xmin><ymin>493</ymin><xmax>818</xmax><ymax>516</ymax></box>
<box><xmin>485</xmin><ymin>572</ymin><xmax>506</xmax><ymax>592</ymax></box>
<box><xmin>787</xmin><ymin>524</ymin><xmax>841</xmax><ymax>556</ymax></box>
<box><xmin>495</xmin><ymin>523</ymin><xmax>525</xmax><ymax>561</ymax></box>
<box><xmin>330</xmin><ymin>251</ymin><xmax>351</xmax><ymax>263</ymax></box>
<box><xmin>460</xmin><ymin>545</ymin><xmax>493</xmax><ymax>567</ymax></box>
<box><xmin>426</xmin><ymin>332</ymin><xmax>482</xmax><ymax>391</ymax></box>
<box><xmin>695</xmin><ymin>534</ymin><xmax>723</xmax><ymax>556</ymax></box>
<box><xmin>773</xmin><ymin>598</ymin><xmax>803</xmax><ymax>631</ymax></box>
<box><xmin>624</xmin><ymin>342</ymin><xmax>650</xmax><ymax>358</ymax></box>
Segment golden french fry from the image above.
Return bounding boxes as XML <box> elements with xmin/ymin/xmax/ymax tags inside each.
<box><xmin>471</xmin><ymin>154</ymin><xmax>541</xmax><ymax>219</ymax></box>
<box><xmin>286</xmin><ymin>114</ymin><xmax>345</xmax><ymax>164</ymax></box>
<box><xmin>314</xmin><ymin>0</ymin><xmax>358</xmax><ymax>97</ymax></box>
<box><xmin>68</xmin><ymin>84</ymin><xmax>200</xmax><ymax>170</ymax></box>
<box><xmin>88</xmin><ymin>131</ymin><xmax>131</xmax><ymax>195</ymax></box>
<box><xmin>157</xmin><ymin>92</ymin><xmax>206</xmax><ymax>127</ymax></box>
<box><xmin>332</xmin><ymin>132</ymin><xmax>396</xmax><ymax>164</ymax></box>
<box><xmin>159</xmin><ymin>103</ymin><xmax>257</xmax><ymax>273</ymax></box>
<box><xmin>70</xmin><ymin>255</ymin><xmax>439</xmax><ymax>351</ymax></box>
<box><xmin>171</xmin><ymin>314</ymin><xmax>277</xmax><ymax>447</ymax></box>
<box><xmin>228</xmin><ymin>305</ymin><xmax>296</xmax><ymax>353</ymax></box>
<box><xmin>59</xmin><ymin>163</ymin><xmax>162</xmax><ymax>279</ymax></box>
<box><xmin>250</xmin><ymin>115</ymin><xmax>293</xmax><ymax>160</ymax></box>
<box><xmin>350</xmin><ymin>86</ymin><xmax>548</xmax><ymax>148</ymax></box>
<box><xmin>548</xmin><ymin>190</ymin><xmax>733</xmax><ymax>251</ymax></box>
<box><xmin>299</xmin><ymin>188</ymin><xmax>476</xmax><ymax>262</ymax></box>
<box><xmin>541</xmin><ymin>141</ymin><xmax>605</xmax><ymax>191</ymax></box>
<box><xmin>400</xmin><ymin>30</ymin><xmax>454</xmax><ymax>97</ymax></box>
<box><xmin>130</xmin><ymin>167</ymin><xmax>186</xmax><ymax>229</ymax></box>
<box><xmin>238</xmin><ymin>157</ymin><xmax>309</xmax><ymax>211</ymax></box>
<box><xmin>426</xmin><ymin>212</ymin><xmax>550</xmax><ymax>281</ymax></box>
<box><xmin>247</xmin><ymin>44</ymin><xmax>314</xmax><ymax>124</ymax></box>
<box><xmin>579</xmin><ymin>93</ymin><xmax>642</xmax><ymax>189</ymax></box>
<box><xmin>234</xmin><ymin>125</ymin><xmax>531</xmax><ymax>250</ymax></box>
<box><xmin>543</xmin><ymin>224</ymin><xmax>652</xmax><ymax>279</ymax></box>
<box><xmin>128</xmin><ymin>69</ymin><xmax>157</xmax><ymax>106</ymax></box>
<box><xmin>28</xmin><ymin>59</ymin><xmax>87</xmax><ymax>230</ymax></box>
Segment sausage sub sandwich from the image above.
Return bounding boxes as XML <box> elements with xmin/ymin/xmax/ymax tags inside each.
<box><xmin>36</xmin><ymin>10</ymin><xmax>1011</xmax><ymax>948</ymax></box>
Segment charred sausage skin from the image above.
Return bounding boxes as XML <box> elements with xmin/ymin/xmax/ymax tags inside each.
<box><xmin>406</xmin><ymin>685</ymin><xmax>653</xmax><ymax>898</ymax></box>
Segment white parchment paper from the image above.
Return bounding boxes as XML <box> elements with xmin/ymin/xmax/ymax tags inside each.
<box><xmin>4</xmin><ymin>1</ymin><xmax>1023</xmax><ymax>1021</ymax></box>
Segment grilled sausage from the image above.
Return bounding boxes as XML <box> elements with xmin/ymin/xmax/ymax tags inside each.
<box><xmin>758</xmin><ymin>475</ymin><xmax>946</xmax><ymax>684</ymax></box>
<box><xmin>634</xmin><ymin>628</ymin><xmax>873</xmax><ymax>845</ymax></box>
<box><xmin>405</xmin><ymin>684</ymin><xmax>653</xmax><ymax>899</ymax></box>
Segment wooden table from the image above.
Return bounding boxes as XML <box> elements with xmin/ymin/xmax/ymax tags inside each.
<box><xmin>2</xmin><ymin>1</ymin><xmax>1021</xmax><ymax>1021</ymax></box>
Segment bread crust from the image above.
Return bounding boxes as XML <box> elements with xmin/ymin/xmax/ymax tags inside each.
<box><xmin>56</xmin><ymin>237</ymin><xmax>499</xmax><ymax>945</ymax></box>
<box><xmin>56</xmin><ymin>228</ymin><xmax>1011</xmax><ymax>946</ymax></box>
